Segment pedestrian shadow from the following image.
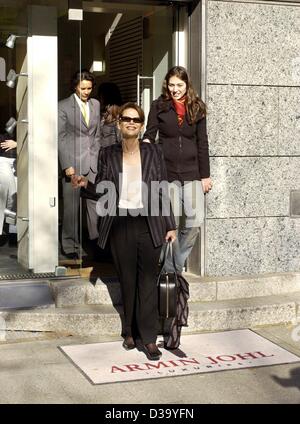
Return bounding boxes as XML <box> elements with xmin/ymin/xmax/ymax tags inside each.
<box><xmin>271</xmin><ymin>367</ymin><xmax>300</xmax><ymax>391</ymax></box>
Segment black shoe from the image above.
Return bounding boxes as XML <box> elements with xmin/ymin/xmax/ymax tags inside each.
<box><xmin>122</xmin><ymin>336</ymin><xmax>136</xmax><ymax>351</ymax></box>
<box><xmin>144</xmin><ymin>343</ymin><xmax>162</xmax><ymax>361</ymax></box>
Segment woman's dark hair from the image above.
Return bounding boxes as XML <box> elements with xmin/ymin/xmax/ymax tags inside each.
<box><xmin>98</xmin><ymin>82</ymin><xmax>123</xmax><ymax>123</ymax></box>
<box><xmin>162</xmin><ymin>66</ymin><xmax>206</xmax><ymax>123</ymax></box>
<box><xmin>119</xmin><ymin>102</ymin><xmax>145</xmax><ymax>124</ymax></box>
<box><xmin>71</xmin><ymin>69</ymin><xmax>95</xmax><ymax>91</ymax></box>
<box><xmin>103</xmin><ymin>105</ymin><xmax>120</xmax><ymax>124</ymax></box>
<box><xmin>98</xmin><ymin>82</ymin><xmax>123</xmax><ymax>108</ymax></box>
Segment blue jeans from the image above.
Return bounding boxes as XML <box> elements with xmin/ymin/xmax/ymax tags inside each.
<box><xmin>162</xmin><ymin>180</ymin><xmax>204</xmax><ymax>273</ymax></box>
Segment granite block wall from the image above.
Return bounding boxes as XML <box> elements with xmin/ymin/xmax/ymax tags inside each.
<box><xmin>205</xmin><ymin>0</ymin><xmax>300</xmax><ymax>276</ymax></box>
<box><xmin>207</xmin><ymin>1</ymin><xmax>300</xmax><ymax>86</ymax></box>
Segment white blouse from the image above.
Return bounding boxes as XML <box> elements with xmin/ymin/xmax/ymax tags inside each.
<box><xmin>118</xmin><ymin>156</ymin><xmax>143</xmax><ymax>209</ymax></box>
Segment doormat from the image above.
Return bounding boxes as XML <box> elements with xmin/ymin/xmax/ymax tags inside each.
<box><xmin>59</xmin><ymin>329</ymin><xmax>300</xmax><ymax>385</ymax></box>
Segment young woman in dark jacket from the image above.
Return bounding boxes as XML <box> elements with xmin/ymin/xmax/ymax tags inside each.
<box><xmin>143</xmin><ymin>66</ymin><xmax>212</xmax><ymax>273</ymax></box>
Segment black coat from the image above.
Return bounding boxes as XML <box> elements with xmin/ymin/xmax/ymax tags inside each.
<box><xmin>83</xmin><ymin>142</ymin><xmax>176</xmax><ymax>249</ymax></box>
<box><xmin>99</xmin><ymin>120</ymin><xmax>121</xmax><ymax>148</ymax></box>
<box><xmin>143</xmin><ymin>97</ymin><xmax>210</xmax><ymax>183</ymax></box>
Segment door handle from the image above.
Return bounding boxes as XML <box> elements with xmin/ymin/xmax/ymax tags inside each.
<box><xmin>18</xmin><ymin>217</ymin><xmax>29</xmax><ymax>222</ymax></box>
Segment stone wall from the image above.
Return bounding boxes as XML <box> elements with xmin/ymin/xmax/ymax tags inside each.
<box><xmin>205</xmin><ymin>0</ymin><xmax>300</xmax><ymax>276</ymax></box>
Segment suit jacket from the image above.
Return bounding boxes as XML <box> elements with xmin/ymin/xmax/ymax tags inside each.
<box><xmin>58</xmin><ymin>94</ymin><xmax>101</xmax><ymax>183</ymax></box>
<box><xmin>83</xmin><ymin>142</ymin><xmax>176</xmax><ymax>249</ymax></box>
<box><xmin>143</xmin><ymin>96</ymin><xmax>210</xmax><ymax>183</ymax></box>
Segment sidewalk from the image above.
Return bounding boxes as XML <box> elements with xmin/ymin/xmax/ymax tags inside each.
<box><xmin>0</xmin><ymin>324</ymin><xmax>300</xmax><ymax>404</ymax></box>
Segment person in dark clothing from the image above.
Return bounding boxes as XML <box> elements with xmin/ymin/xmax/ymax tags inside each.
<box><xmin>58</xmin><ymin>70</ymin><xmax>101</xmax><ymax>258</ymax></box>
<box><xmin>97</xmin><ymin>82</ymin><xmax>122</xmax><ymax>147</ymax></box>
<box><xmin>143</xmin><ymin>66</ymin><xmax>212</xmax><ymax>273</ymax></box>
<box><xmin>72</xmin><ymin>102</ymin><xmax>176</xmax><ymax>360</ymax></box>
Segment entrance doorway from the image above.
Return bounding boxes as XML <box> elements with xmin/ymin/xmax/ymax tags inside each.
<box><xmin>0</xmin><ymin>0</ymin><xmax>193</xmax><ymax>280</ymax></box>
<box><xmin>57</xmin><ymin>1</ymin><xmax>182</xmax><ymax>280</ymax></box>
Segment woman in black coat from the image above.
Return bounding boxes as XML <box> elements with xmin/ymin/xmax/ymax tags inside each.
<box><xmin>98</xmin><ymin>82</ymin><xmax>122</xmax><ymax>147</ymax></box>
<box><xmin>73</xmin><ymin>102</ymin><xmax>176</xmax><ymax>360</ymax></box>
<box><xmin>143</xmin><ymin>66</ymin><xmax>212</xmax><ymax>273</ymax></box>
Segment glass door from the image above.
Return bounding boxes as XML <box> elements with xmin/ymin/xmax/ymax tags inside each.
<box><xmin>140</xmin><ymin>5</ymin><xmax>174</xmax><ymax>125</ymax></box>
<box><xmin>57</xmin><ymin>11</ymin><xmax>85</xmax><ymax>278</ymax></box>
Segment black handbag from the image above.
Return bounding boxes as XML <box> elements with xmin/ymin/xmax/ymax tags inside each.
<box><xmin>157</xmin><ymin>242</ymin><xmax>178</xmax><ymax>319</ymax></box>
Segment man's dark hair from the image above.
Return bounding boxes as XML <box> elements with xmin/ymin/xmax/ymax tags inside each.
<box><xmin>71</xmin><ymin>69</ymin><xmax>95</xmax><ymax>91</ymax></box>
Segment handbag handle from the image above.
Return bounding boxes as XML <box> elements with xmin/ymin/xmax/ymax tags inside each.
<box><xmin>160</xmin><ymin>240</ymin><xmax>177</xmax><ymax>275</ymax></box>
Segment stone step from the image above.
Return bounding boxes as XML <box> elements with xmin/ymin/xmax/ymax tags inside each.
<box><xmin>1</xmin><ymin>292</ymin><xmax>300</xmax><ymax>336</ymax></box>
<box><xmin>50</xmin><ymin>272</ymin><xmax>300</xmax><ymax>307</ymax></box>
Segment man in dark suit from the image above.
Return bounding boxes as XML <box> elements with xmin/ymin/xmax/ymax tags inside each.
<box><xmin>58</xmin><ymin>70</ymin><xmax>101</xmax><ymax>259</ymax></box>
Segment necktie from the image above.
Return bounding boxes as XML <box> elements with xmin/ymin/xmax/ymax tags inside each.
<box><xmin>81</xmin><ymin>102</ymin><xmax>89</xmax><ymax>125</ymax></box>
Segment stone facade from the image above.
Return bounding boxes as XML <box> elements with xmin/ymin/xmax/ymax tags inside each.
<box><xmin>205</xmin><ymin>0</ymin><xmax>300</xmax><ymax>276</ymax></box>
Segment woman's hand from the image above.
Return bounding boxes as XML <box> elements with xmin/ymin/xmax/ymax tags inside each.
<box><xmin>65</xmin><ymin>166</ymin><xmax>75</xmax><ymax>177</ymax></box>
<box><xmin>165</xmin><ymin>230</ymin><xmax>176</xmax><ymax>243</ymax></box>
<box><xmin>1</xmin><ymin>140</ymin><xmax>17</xmax><ymax>151</ymax></box>
<box><xmin>71</xmin><ymin>175</ymin><xmax>88</xmax><ymax>189</ymax></box>
<box><xmin>201</xmin><ymin>177</ymin><xmax>213</xmax><ymax>193</ymax></box>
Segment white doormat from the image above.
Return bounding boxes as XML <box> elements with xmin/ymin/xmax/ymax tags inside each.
<box><xmin>59</xmin><ymin>329</ymin><xmax>300</xmax><ymax>385</ymax></box>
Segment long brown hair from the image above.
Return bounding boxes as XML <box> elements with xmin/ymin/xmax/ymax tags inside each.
<box><xmin>103</xmin><ymin>104</ymin><xmax>120</xmax><ymax>124</ymax></box>
<box><xmin>161</xmin><ymin>66</ymin><xmax>206</xmax><ymax>124</ymax></box>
